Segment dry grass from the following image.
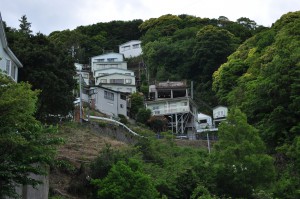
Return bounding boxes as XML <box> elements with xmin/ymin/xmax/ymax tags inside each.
<box><xmin>49</xmin><ymin>122</ymin><xmax>129</xmax><ymax>198</ymax></box>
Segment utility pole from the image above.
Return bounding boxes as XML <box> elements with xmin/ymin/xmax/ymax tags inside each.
<box><xmin>79</xmin><ymin>73</ymin><xmax>83</xmax><ymax>124</ymax></box>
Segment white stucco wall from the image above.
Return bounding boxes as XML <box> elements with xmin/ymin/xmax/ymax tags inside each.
<box><xmin>94</xmin><ymin>68</ymin><xmax>134</xmax><ymax>77</ymax></box>
<box><xmin>119</xmin><ymin>40</ymin><xmax>142</xmax><ymax>58</ymax></box>
<box><xmin>95</xmin><ymin>73</ymin><xmax>135</xmax><ymax>86</ymax></box>
<box><xmin>93</xmin><ymin>88</ymin><xmax>127</xmax><ymax>117</ymax></box>
<box><xmin>213</xmin><ymin>106</ymin><xmax>228</xmax><ymax>119</ymax></box>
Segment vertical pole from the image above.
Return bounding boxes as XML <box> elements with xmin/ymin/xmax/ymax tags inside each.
<box><xmin>207</xmin><ymin>131</ymin><xmax>211</xmax><ymax>153</ymax></box>
<box><xmin>79</xmin><ymin>73</ymin><xmax>83</xmax><ymax>124</ymax></box>
<box><xmin>191</xmin><ymin>81</ymin><xmax>193</xmax><ymax>99</ymax></box>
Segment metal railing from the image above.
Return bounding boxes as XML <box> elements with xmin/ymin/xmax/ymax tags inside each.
<box><xmin>88</xmin><ymin>115</ymin><xmax>143</xmax><ymax>137</ymax></box>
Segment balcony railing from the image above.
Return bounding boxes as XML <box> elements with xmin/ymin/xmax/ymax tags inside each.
<box><xmin>151</xmin><ymin>106</ymin><xmax>190</xmax><ymax>115</ymax></box>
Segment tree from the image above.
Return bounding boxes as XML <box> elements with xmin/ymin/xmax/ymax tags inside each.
<box><xmin>130</xmin><ymin>92</ymin><xmax>144</xmax><ymax>118</ymax></box>
<box><xmin>213</xmin><ymin>108</ymin><xmax>275</xmax><ymax>198</ymax></box>
<box><xmin>136</xmin><ymin>108</ymin><xmax>152</xmax><ymax>124</ymax></box>
<box><xmin>19</xmin><ymin>15</ymin><xmax>32</xmax><ymax>35</ymax></box>
<box><xmin>0</xmin><ymin>74</ymin><xmax>61</xmax><ymax>198</ymax></box>
<box><xmin>92</xmin><ymin>159</ymin><xmax>159</xmax><ymax>199</ymax></box>
<box><xmin>6</xmin><ymin>28</ymin><xmax>77</xmax><ymax>122</ymax></box>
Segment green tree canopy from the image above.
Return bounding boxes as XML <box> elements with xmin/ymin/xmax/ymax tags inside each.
<box><xmin>92</xmin><ymin>158</ymin><xmax>159</xmax><ymax>199</ymax></box>
<box><xmin>213</xmin><ymin>108</ymin><xmax>275</xmax><ymax>198</ymax></box>
<box><xmin>0</xmin><ymin>74</ymin><xmax>61</xmax><ymax>198</ymax></box>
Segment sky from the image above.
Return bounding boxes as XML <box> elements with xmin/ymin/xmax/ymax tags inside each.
<box><xmin>0</xmin><ymin>0</ymin><xmax>299</xmax><ymax>35</ymax></box>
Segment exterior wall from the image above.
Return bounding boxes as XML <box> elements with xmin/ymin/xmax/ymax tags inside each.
<box><xmin>0</xmin><ymin>13</ymin><xmax>22</xmax><ymax>82</ymax></box>
<box><xmin>146</xmin><ymin>98</ymin><xmax>190</xmax><ymax>116</ymax></box>
<box><xmin>92</xmin><ymin>62</ymin><xmax>127</xmax><ymax>72</ymax></box>
<box><xmin>76</xmin><ymin>71</ymin><xmax>90</xmax><ymax>86</ymax></box>
<box><xmin>213</xmin><ymin>106</ymin><xmax>228</xmax><ymax>119</ymax></box>
<box><xmin>93</xmin><ymin>88</ymin><xmax>127</xmax><ymax>117</ymax></box>
<box><xmin>94</xmin><ymin>68</ymin><xmax>134</xmax><ymax>77</ymax></box>
<box><xmin>197</xmin><ymin>113</ymin><xmax>212</xmax><ymax>129</ymax></box>
<box><xmin>0</xmin><ymin>36</ymin><xmax>18</xmax><ymax>82</ymax></box>
<box><xmin>95</xmin><ymin>73</ymin><xmax>136</xmax><ymax>86</ymax></box>
<box><xmin>91</xmin><ymin>53</ymin><xmax>127</xmax><ymax>72</ymax></box>
<box><xmin>119</xmin><ymin>40</ymin><xmax>142</xmax><ymax>58</ymax></box>
<box><xmin>101</xmin><ymin>84</ymin><xmax>136</xmax><ymax>93</ymax></box>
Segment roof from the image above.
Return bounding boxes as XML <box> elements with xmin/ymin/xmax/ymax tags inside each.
<box><xmin>119</xmin><ymin>40</ymin><xmax>141</xmax><ymax>46</ymax></box>
<box><xmin>213</xmin><ymin>105</ymin><xmax>228</xmax><ymax>110</ymax></box>
<box><xmin>0</xmin><ymin>13</ymin><xmax>23</xmax><ymax>68</ymax></box>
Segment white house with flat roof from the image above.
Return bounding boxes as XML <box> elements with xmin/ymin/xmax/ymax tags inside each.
<box><xmin>119</xmin><ymin>40</ymin><xmax>142</xmax><ymax>58</ymax></box>
<box><xmin>91</xmin><ymin>52</ymin><xmax>136</xmax><ymax>93</ymax></box>
<box><xmin>0</xmin><ymin>13</ymin><xmax>23</xmax><ymax>82</ymax></box>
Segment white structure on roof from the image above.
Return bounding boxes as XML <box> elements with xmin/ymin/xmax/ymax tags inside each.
<box><xmin>91</xmin><ymin>52</ymin><xmax>136</xmax><ymax>93</ymax></box>
<box><xmin>0</xmin><ymin>13</ymin><xmax>23</xmax><ymax>82</ymax></box>
<box><xmin>119</xmin><ymin>40</ymin><xmax>142</xmax><ymax>58</ymax></box>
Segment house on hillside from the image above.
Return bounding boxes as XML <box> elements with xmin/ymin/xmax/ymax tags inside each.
<box><xmin>145</xmin><ymin>80</ymin><xmax>198</xmax><ymax>139</ymax></box>
<box><xmin>91</xmin><ymin>52</ymin><xmax>136</xmax><ymax>93</ymax></box>
<box><xmin>0</xmin><ymin>13</ymin><xmax>23</xmax><ymax>82</ymax></box>
<box><xmin>90</xmin><ymin>86</ymin><xmax>128</xmax><ymax>118</ymax></box>
<box><xmin>75</xmin><ymin>63</ymin><xmax>91</xmax><ymax>86</ymax></box>
<box><xmin>213</xmin><ymin>105</ymin><xmax>228</xmax><ymax>127</ymax></box>
<box><xmin>119</xmin><ymin>40</ymin><xmax>142</xmax><ymax>58</ymax></box>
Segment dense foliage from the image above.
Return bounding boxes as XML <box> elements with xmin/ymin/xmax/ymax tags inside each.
<box><xmin>0</xmin><ymin>74</ymin><xmax>61</xmax><ymax>198</ymax></box>
<box><xmin>140</xmin><ymin>14</ymin><xmax>262</xmax><ymax>110</ymax></box>
<box><xmin>213</xmin><ymin>11</ymin><xmax>300</xmax><ymax>198</ymax></box>
<box><xmin>5</xmin><ymin>17</ymin><xmax>77</xmax><ymax>122</ymax></box>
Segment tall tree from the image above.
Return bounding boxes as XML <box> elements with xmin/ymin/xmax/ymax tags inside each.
<box><xmin>213</xmin><ymin>108</ymin><xmax>275</xmax><ymax>198</ymax></box>
<box><xmin>19</xmin><ymin>15</ymin><xmax>32</xmax><ymax>35</ymax></box>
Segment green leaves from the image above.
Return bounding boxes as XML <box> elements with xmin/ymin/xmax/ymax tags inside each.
<box><xmin>213</xmin><ymin>108</ymin><xmax>275</xmax><ymax>198</ymax></box>
<box><xmin>0</xmin><ymin>74</ymin><xmax>62</xmax><ymax>198</ymax></box>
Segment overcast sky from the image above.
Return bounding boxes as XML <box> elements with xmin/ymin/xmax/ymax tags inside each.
<box><xmin>1</xmin><ymin>0</ymin><xmax>299</xmax><ymax>35</ymax></box>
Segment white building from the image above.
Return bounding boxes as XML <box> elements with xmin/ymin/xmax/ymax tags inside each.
<box><xmin>213</xmin><ymin>106</ymin><xmax>228</xmax><ymax>127</ymax></box>
<box><xmin>145</xmin><ymin>80</ymin><xmax>198</xmax><ymax>138</ymax></box>
<box><xmin>91</xmin><ymin>52</ymin><xmax>136</xmax><ymax>93</ymax></box>
<box><xmin>119</xmin><ymin>40</ymin><xmax>142</xmax><ymax>58</ymax></box>
<box><xmin>0</xmin><ymin>13</ymin><xmax>23</xmax><ymax>82</ymax></box>
<box><xmin>91</xmin><ymin>86</ymin><xmax>128</xmax><ymax>118</ymax></box>
<box><xmin>75</xmin><ymin>63</ymin><xmax>90</xmax><ymax>86</ymax></box>
<box><xmin>197</xmin><ymin>113</ymin><xmax>212</xmax><ymax>129</ymax></box>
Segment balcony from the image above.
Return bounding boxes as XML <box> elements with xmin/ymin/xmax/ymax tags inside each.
<box><xmin>151</xmin><ymin>106</ymin><xmax>190</xmax><ymax>115</ymax></box>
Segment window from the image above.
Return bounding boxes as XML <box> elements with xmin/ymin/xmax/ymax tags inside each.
<box><xmin>132</xmin><ymin>44</ymin><xmax>140</xmax><ymax>49</ymax></box>
<box><xmin>107</xmin><ymin>58</ymin><xmax>116</xmax><ymax>62</ymax></box>
<box><xmin>125</xmin><ymin>79</ymin><xmax>132</xmax><ymax>84</ymax></box>
<box><xmin>104</xmin><ymin>91</ymin><xmax>114</xmax><ymax>101</ymax></box>
<box><xmin>6</xmin><ymin>60</ymin><xmax>11</xmax><ymax>74</ymax></box>
<box><xmin>110</xmin><ymin>79</ymin><xmax>124</xmax><ymax>84</ymax></box>
<box><xmin>120</xmin><ymin>94</ymin><xmax>126</xmax><ymax>100</ymax></box>
<box><xmin>126</xmin><ymin>88</ymin><xmax>132</xmax><ymax>92</ymax></box>
<box><xmin>11</xmin><ymin>64</ymin><xmax>15</xmax><ymax>79</ymax></box>
<box><xmin>152</xmin><ymin>106</ymin><xmax>159</xmax><ymax>110</ymax></box>
<box><xmin>182</xmin><ymin>102</ymin><xmax>188</xmax><ymax>106</ymax></box>
<box><xmin>120</xmin><ymin>104</ymin><xmax>124</xmax><ymax>108</ymax></box>
<box><xmin>100</xmin><ymin>79</ymin><xmax>107</xmax><ymax>83</ymax></box>
<box><xmin>122</xmin><ymin>45</ymin><xmax>130</xmax><ymax>51</ymax></box>
<box><xmin>96</xmin><ymin>59</ymin><xmax>104</xmax><ymax>62</ymax></box>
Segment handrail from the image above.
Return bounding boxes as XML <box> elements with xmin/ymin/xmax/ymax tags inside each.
<box><xmin>88</xmin><ymin>115</ymin><xmax>143</xmax><ymax>137</ymax></box>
